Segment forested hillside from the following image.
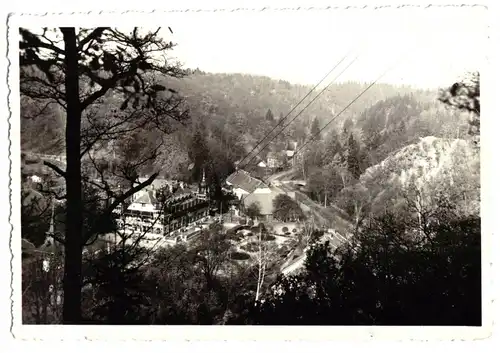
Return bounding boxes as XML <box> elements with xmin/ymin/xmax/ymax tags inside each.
<box><xmin>19</xmin><ymin>26</ymin><xmax>481</xmax><ymax>327</ymax></box>
<box><xmin>164</xmin><ymin>71</ymin><xmax>438</xmax><ymax>154</ymax></box>
<box><xmin>22</xmin><ymin>70</ymin><xmax>446</xmax><ymax>184</ymax></box>
<box><xmin>21</xmin><ymin>69</ymin><xmax>475</xmax><ymax>230</ymax></box>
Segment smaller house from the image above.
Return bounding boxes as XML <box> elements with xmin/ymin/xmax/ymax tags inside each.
<box><xmin>226</xmin><ymin>169</ymin><xmax>268</xmax><ymax>200</ymax></box>
<box><xmin>266</xmin><ymin>151</ymin><xmax>285</xmax><ymax>169</ymax></box>
<box><xmin>285</xmin><ymin>141</ymin><xmax>298</xmax><ymax>166</ymax></box>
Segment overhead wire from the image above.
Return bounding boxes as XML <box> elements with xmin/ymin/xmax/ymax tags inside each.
<box><xmin>238</xmin><ymin>56</ymin><xmax>362</xmax><ymax>206</ymax></box>
<box><xmin>238</xmin><ymin>54</ymin><xmax>359</xmax><ymax>173</ymax></box>
<box><xmin>236</xmin><ymin>50</ymin><xmax>355</xmax><ymax>168</ymax></box>
<box><xmin>239</xmin><ymin>54</ymin><xmax>404</xmax><ymax>215</ymax></box>
<box><xmin>294</xmin><ymin>56</ymin><xmax>407</xmax><ymax>157</ymax></box>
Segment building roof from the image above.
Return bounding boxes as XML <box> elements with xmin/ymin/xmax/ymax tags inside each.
<box><xmin>167</xmin><ymin>191</ymin><xmax>195</xmax><ymax>204</ymax></box>
<box><xmin>134</xmin><ymin>190</ymin><xmax>158</xmax><ymax>205</ymax></box>
<box><xmin>242</xmin><ymin>189</ymin><xmax>285</xmax><ymax>215</ymax></box>
<box><xmin>136</xmin><ymin>177</ymin><xmax>170</xmax><ymax>190</ymax></box>
<box><xmin>226</xmin><ymin>170</ymin><xmax>267</xmax><ymax>193</ymax></box>
<box><xmin>267</xmin><ymin>151</ymin><xmax>284</xmax><ymax>160</ymax></box>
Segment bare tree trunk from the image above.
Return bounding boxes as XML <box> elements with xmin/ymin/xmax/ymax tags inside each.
<box><xmin>42</xmin><ymin>271</ymin><xmax>48</xmax><ymax>323</ymax></box>
<box><xmin>415</xmin><ymin>191</ymin><xmax>424</xmax><ymax>238</ymax></box>
<box><xmin>61</xmin><ymin>28</ymin><xmax>84</xmax><ymax>324</ymax></box>
<box><xmin>255</xmin><ymin>228</ymin><xmax>267</xmax><ymax>303</ymax></box>
<box><xmin>301</xmin><ymin>155</ymin><xmax>307</xmax><ymax>180</ymax></box>
<box><xmin>354</xmin><ymin>204</ymin><xmax>361</xmax><ymax>236</ymax></box>
<box><xmin>255</xmin><ymin>228</ymin><xmax>262</xmax><ymax>302</ymax></box>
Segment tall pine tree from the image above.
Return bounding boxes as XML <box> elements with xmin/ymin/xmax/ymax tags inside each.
<box><xmin>189</xmin><ymin>124</ymin><xmax>210</xmax><ymax>183</ymax></box>
<box><xmin>265</xmin><ymin>108</ymin><xmax>274</xmax><ymax>122</ymax></box>
<box><xmin>310</xmin><ymin>117</ymin><xmax>321</xmax><ymax>138</ymax></box>
<box><xmin>346</xmin><ymin>133</ymin><xmax>362</xmax><ymax>179</ymax></box>
<box><xmin>20</xmin><ymin>27</ymin><xmax>186</xmax><ymax>323</ymax></box>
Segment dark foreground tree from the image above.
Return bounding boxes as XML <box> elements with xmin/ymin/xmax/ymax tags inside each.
<box><xmin>253</xmin><ymin>210</ymin><xmax>481</xmax><ymax>325</ymax></box>
<box><xmin>439</xmin><ymin>71</ymin><xmax>480</xmax><ymax>143</ymax></box>
<box><xmin>20</xmin><ymin>27</ymin><xmax>187</xmax><ymax>323</ymax></box>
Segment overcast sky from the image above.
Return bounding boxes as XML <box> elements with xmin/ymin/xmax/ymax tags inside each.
<box><xmin>162</xmin><ymin>7</ymin><xmax>487</xmax><ymax>89</ymax></box>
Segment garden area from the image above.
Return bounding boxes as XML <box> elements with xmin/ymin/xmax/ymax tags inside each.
<box><xmin>221</xmin><ymin>218</ymin><xmax>306</xmax><ymax>269</ymax></box>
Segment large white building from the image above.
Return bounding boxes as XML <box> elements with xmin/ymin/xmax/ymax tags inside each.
<box><xmin>117</xmin><ymin>173</ymin><xmax>212</xmax><ymax>247</ymax></box>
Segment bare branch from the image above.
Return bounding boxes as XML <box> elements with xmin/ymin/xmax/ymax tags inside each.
<box><xmin>43</xmin><ymin>161</ymin><xmax>67</xmax><ymax>178</ymax></box>
<box><xmin>77</xmin><ymin>27</ymin><xmax>108</xmax><ymax>52</ymax></box>
<box><xmin>20</xmin><ymin>28</ymin><xmax>65</xmax><ymax>56</ymax></box>
<box><xmin>80</xmin><ymin>71</ymin><xmax>134</xmax><ymax>110</ymax></box>
<box><xmin>86</xmin><ymin>173</ymin><xmax>159</xmax><ymax>240</ymax></box>
<box><xmin>51</xmin><ymin>231</ymin><xmax>66</xmax><ymax>245</ymax></box>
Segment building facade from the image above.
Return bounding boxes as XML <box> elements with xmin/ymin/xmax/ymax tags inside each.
<box><xmin>225</xmin><ymin>169</ymin><xmax>295</xmax><ymax>222</ymax></box>
<box><xmin>120</xmin><ymin>172</ymin><xmax>211</xmax><ymax>240</ymax></box>
<box><xmin>242</xmin><ymin>188</ymin><xmax>287</xmax><ymax>222</ymax></box>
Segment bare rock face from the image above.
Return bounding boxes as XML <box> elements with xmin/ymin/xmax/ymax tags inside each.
<box><xmin>359</xmin><ymin>136</ymin><xmax>480</xmax><ymax>217</ymax></box>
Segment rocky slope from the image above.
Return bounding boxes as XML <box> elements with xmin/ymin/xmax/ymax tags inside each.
<box><xmin>359</xmin><ymin>136</ymin><xmax>480</xmax><ymax>217</ymax></box>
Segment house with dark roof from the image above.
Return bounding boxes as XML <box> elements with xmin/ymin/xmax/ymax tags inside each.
<box><xmin>225</xmin><ymin>170</ymin><xmax>300</xmax><ymax>222</ymax></box>
<box><xmin>225</xmin><ymin>169</ymin><xmax>268</xmax><ymax>200</ymax></box>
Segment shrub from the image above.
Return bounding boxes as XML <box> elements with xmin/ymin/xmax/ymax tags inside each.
<box><xmin>241</xmin><ymin>242</ymin><xmax>260</xmax><ymax>252</ymax></box>
<box><xmin>282</xmin><ymin>227</ymin><xmax>289</xmax><ymax>233</ymax></box>
<box><xmin>230</xmin><ymin>251</ymin><xmax>251</xmax><ymax>260</ymax></box>
<box><xmin>226</xmin><ymin>230</ymin><xmax>242</xmax><ymax>241</ymax></box>
<box><xmin>248</xmin><ymin>219</ymin><xmax>254</xmax><ymax>226</ymax></box>
<box><xmin>262</xmin><ymin>234</ymin><xmax>276</xmax><ymax>241</ymax></box>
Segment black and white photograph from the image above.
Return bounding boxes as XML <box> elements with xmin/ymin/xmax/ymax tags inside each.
<box><xmin>6</xmin><ymin>3</ymin><xmax>492</xmax><ymax>341</ymax></box>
